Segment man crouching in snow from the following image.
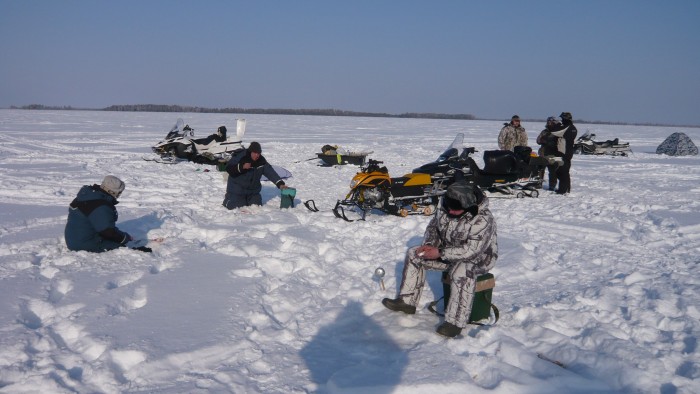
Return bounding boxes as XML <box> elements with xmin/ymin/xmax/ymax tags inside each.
<box><xmin>382</xmin><ymin>181</ymin><xmax>498</xmax><ymax>338</ymax></box>
<box><xmin>64</xmin><ymin>175</ymin><xmax>145</xmax><ymax>253</ymax></box>
<box><xmin>223</xmin><ymin>141</ymin><xmax>288</xmax><ymax>209</ymax></box>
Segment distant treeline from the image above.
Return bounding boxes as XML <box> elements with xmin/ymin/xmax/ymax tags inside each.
<box><xmin>11</xmin><ymin>104</ymin><xmax>475</xmax><ymax>120</ymax></box>
<box><xmin>102</xmin><ymin>104</ymin><xmax>477</xmax><ymax>120</ymax></box>
<box><xmin>8</xmin><ymin>104</ymin><xmax>698</xmax><ymax>127</ymax></box>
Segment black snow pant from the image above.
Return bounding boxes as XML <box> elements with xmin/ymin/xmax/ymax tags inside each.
<box><xmin>556</xmin><ymin>159</ymin><xmax>572</xmax><ymax>194</ymax></box>
<box><xmin>539</xmin><ymin>156</ymin><xmax>561</xmax><ymax>191</ymax></box>
<box><xmin>223</xmin><ymin>192</ymin><xmax>262</xmax><ymax>210</ymax></box>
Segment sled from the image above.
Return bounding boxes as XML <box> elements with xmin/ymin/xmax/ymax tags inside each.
<box><xmin>316</xmin><ymin>152</ymin><xmax>371</xmax><ymax>166</ymax></box>
<box><xmin>315</xmin><ymin>145</ymin><xmax>373</xmax><ymax>166</ymax></box>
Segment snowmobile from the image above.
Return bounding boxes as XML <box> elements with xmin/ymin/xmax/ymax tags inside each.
<box><xmin>150</xmin><ymin>118</ymin><xmax>247</xmax><ymax>164</ymax></box>
<box><xmin>411</xmin><ymin>133</ymin><xmax>544</xmax><ymax>198</ymax></box>
<box><xmin>329</xmin><ymin>159</ymin><xmax>447</xmax><ymax>221</ymax></box>
<box><xmin>574</xmin><ymin>131</ymin><xmax>631</xmax><ymax>156</ymax></box>
<box><xmin>462</xmin><ymin>146</ymin><xmax>545</xmax><ymax>198</ymax></box>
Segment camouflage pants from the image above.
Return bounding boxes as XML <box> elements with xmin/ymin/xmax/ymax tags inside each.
<box><xmin>399</xmin><ymin>246</ymin><xmax>476</xmax><ymax>328</ymax></box>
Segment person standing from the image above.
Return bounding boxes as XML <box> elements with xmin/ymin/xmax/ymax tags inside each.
<box><xmin>381</xmin><ymin>181</ymin><xmax>498</xmax><ymax>338</ymax></box>
<box><xmin>550</xmin><ymin>112</ymin><xmax>578</xmax><ymax>194</ymax></box>
<box><xmin>65</xmin><ymin>176</ymin><xmax>135</xmax><ymax>252</ymax></box>
<box><xmin>498</xmin><ymin>115</ymin><xmax>528</xmax><ymax>151</ymax></box>
<box><xmin>536</xmin><ymin>116</ymin><xmax>564</xmax><ymax>191</ymax></box>
<box><xmin>223</xmin><ymin>141</ymin><xmax>288</xmax><ymax>209</ymax></box>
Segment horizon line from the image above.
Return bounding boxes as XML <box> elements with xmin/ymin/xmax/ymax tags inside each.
<box><xmin>4</xmin><ymin>104</ymin><xmax>699</xmax><ymax>128</ymax></box>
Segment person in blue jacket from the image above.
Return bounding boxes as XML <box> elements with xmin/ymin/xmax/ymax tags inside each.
<box><xmin>64</xmin><ymin>175</ymin><xmax>135</xmax><ymax>252</ymax></box>
<box><xmin>223</xmin><ymin>142</ymin><xmax>288</xmax><ymax>209</ymax></box>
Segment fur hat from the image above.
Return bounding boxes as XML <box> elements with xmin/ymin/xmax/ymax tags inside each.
<box><xmin>444</xmin><ymin>181</ymin><xmax>477</xmax><ymax>210</ymax></box>
<box><xmin>101</xmin><ymin>175</ymin><xmax>125</xmax><ymax>198</ymax></box>
<box><xmin>248</xmin><ymin>141</ymin><xmax>262</xmax><ymax>153</ymax></box>
<box><xmin>511</xmin><ymin>115</ymin><xmax>520</xmax><ymax>121</ymax></box>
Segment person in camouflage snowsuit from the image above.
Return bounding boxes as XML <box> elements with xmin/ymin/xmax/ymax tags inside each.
<box><xmin>536</xmin><ymin>116</ymin><xmax>565</xmax><ymax>191</ymax></box>
<box><xmin>497</xmin><ymin>115</ymin><xmax>528</xmax><ymax>151</ymax></box>
<box><xmin>382</xmin><ymin>181</ymin><xmax>498</xmax><ymax>338</ymax></box>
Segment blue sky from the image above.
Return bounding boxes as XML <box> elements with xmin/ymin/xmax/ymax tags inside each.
<box><xmin>1</xmin><ymin>0</ymin><xmax>698</xmax><ymax>125</ymax></box>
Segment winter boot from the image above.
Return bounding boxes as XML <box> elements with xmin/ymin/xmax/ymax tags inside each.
<box><xmin>436</xmin><ymin>322</ymin><xmax>462</xmax><ymax>338</ymax></box>
<box><xmin>381</xmin><ymin>298</ymin><xmax>416</xmax><ymax>315</ymax></box>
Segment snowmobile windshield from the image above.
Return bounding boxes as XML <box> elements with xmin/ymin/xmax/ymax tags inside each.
<box><xmin>436</xmin><ymin>133</ymin><xmax>465</xmax><ymax>163</ymax></box>
<box><xmin>165</xmin><ymin>118</ymin><xmax>194</xmax><ymax>139</ymax></box>
<box><xmin>579</xmin><ymin>131</ymin><xmax>592</xmax><ymax>141</ymax></box>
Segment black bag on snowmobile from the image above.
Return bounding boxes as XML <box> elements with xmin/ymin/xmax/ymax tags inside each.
<box><xmin>483</xmin><ymin>150</ymin><xmax>518</xmax><ymax>174</ymax></box>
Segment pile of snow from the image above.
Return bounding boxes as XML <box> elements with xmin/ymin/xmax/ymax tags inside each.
<box><xmin>0</xmin><ymin>109</ymin><xmax>698</xmax><ymax>393</ymax></box>
<box><xmin>656</xmin><ymin>132</ymin><xmax>698</xmax><ymax>156</ymax></box>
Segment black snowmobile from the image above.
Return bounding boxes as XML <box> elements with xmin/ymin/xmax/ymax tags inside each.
<box><xmin>574</xmin><ymin>131</ymin><xmax>631</xmax><ymax>156</ymax></box>
<box><xmin>150</xmin><ymin>118</ymin><xmax>247</xmax><ymax>164</ymax></box>
<box><xmin>464</xmin><ymin>146</ymin><xmax>546</xmax><ymax>198</ymax></box>
<box><xmin>412</xmin><ymin>134</ymin><xmax>545</xmax><ymax>198</ymax></box>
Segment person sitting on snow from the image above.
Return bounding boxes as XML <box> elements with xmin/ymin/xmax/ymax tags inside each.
<box><xmin>382</xmin><ymin>181</ymin><xmax>498</xmax><ymax>338</ymax></box>
<box><xmin>223</xmin><ymin>141</ymin><xmax>289</xmax><ymax>209</ymax></box>
<box><xmin>64</xmin><ymin>176</ymin><xmax>149</xmax><ymax>253</ymax></box>
<box><xmin>498</xmin><ymin>115</ymin><xmax>528</xmax><ymax>151</ymax></box>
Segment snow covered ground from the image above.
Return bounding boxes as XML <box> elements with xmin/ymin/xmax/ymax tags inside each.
<box><xmin>0</xmin><ymin>109</ymin><xmax>698</xmax><ymax>393</ymax></box>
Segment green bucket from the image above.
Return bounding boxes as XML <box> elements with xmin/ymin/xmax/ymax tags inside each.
<box><xmin>280</xmin><ymin>187</ymin><xmax>297</xmax><ymax>209</ymax></box>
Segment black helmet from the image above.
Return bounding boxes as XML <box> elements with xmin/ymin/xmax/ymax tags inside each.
<box><xmin>560</xmin><ymin>112</ymin><xmax>573</xmax><ymax>121</ymax></box>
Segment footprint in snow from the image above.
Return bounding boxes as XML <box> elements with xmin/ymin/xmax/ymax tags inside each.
<box><xmin>108</xmin><ymin>285</ymin><xmax>148</xmax><ymax>315</ymax></box>
<box><xmin>106</xmin><ymin>271</ymin><xmax>144</xmax><ymax>289</ymax></box>
<box><xmin>48</xmin><ymin>278</ymin><xmax>73</xmax><ymax>303</ymax></box>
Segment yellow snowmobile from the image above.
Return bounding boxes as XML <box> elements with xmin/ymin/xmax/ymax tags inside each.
<box><xmin>331</xmin><ymin>159</ymin><xmax>447</xmax><ymax>221</ymax></box>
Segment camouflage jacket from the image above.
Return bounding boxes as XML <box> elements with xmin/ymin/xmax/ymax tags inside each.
<box><xmin>498</xmin><ymin>123</ymin><xmax>528</xmax><ymax>151</ymax></box>
<box><xmin>423</xmin><ymin>192</ymin><xmax>498</xmax><ymax>277</ymax></box>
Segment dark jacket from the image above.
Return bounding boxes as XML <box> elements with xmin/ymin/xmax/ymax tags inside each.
<box><xmin>536</xmin><ymin>128</ymin><xmax>559</xmax><ymax>157</ymax></box>
<box><xmin>225</xmin><ymin>150</ymin><xmax>285</xmax><ymax>196</ymax></box>
<box><xmin>549</xmin><ymin>122</ymin><xmax>578</xmax><ymax>161</ymax></box>
<box><xmin>64</xmin><ymin>185</ymin><xmax>130</xmax><ymax>252</ymax></box>
<box><xmin>558</xmin><ymin>120</ymin><xmax>578</xmax><ymax>161</ymax></box>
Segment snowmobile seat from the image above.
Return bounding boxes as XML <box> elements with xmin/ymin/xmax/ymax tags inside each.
<box><xmin>483</xmin><ymin>150</ymin><xmax>518</xmax><ymax>174</ymax></box>
<box><xmin>192</xmin><ymin>133</ymin><xmax>226</xmax><ymax>146</ymax></box>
